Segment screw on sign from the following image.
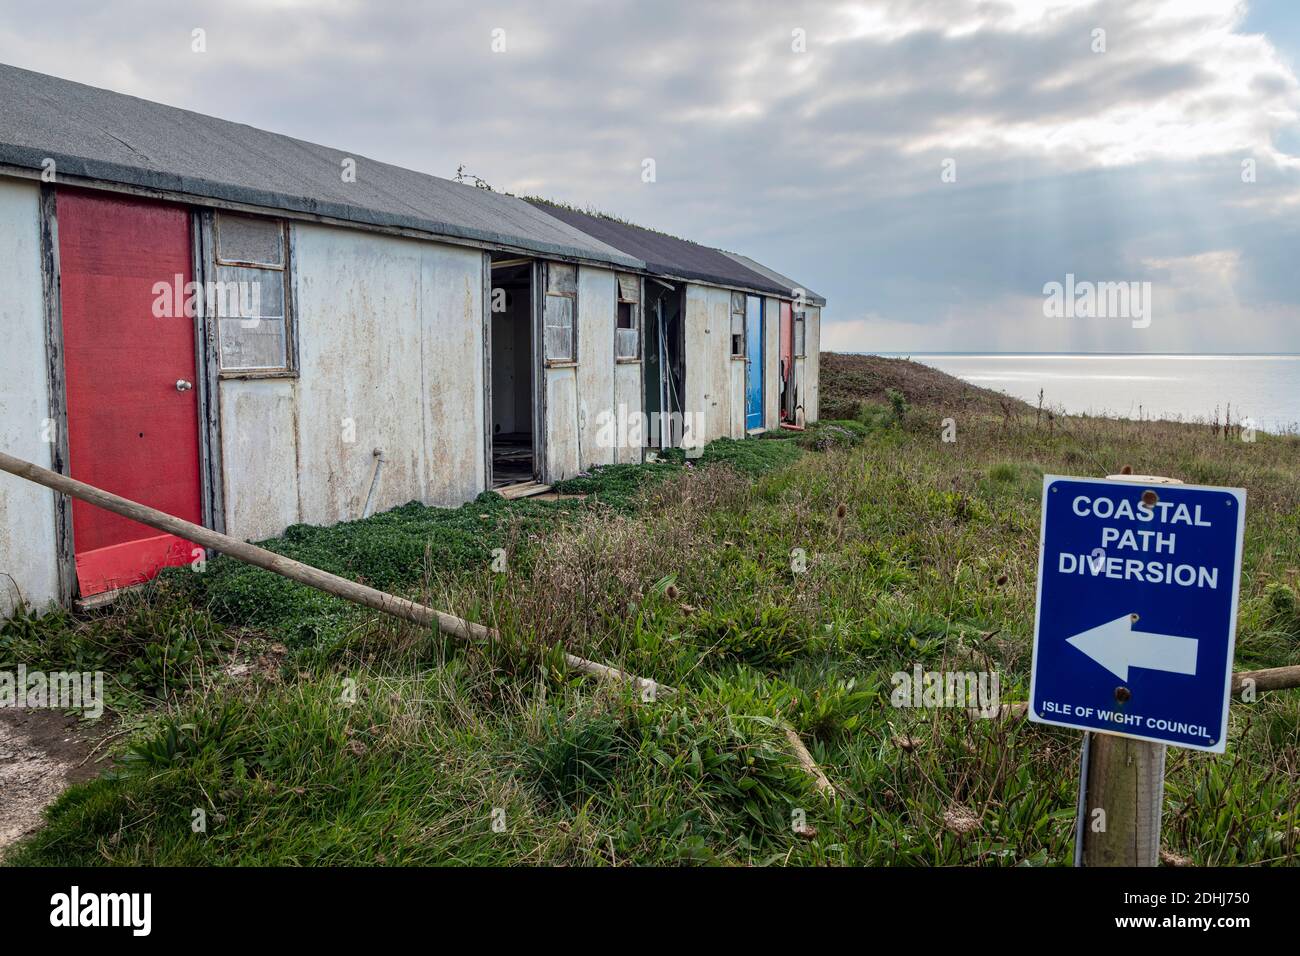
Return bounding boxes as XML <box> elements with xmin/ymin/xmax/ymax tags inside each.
<box><xmin>1027</xmin><ymin>473</ymin><xmax>1246</xmax><ymax>866</ymax></box>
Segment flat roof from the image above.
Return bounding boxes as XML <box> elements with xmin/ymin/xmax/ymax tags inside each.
<box><xmin>0</xmin><ymin>63</ymin><xmax>643</xmax><ymax>269</ymax></box>
<box><xmin>719</xmin><ymin>250</ymin><xmax>825</xmax><ymax>307</ymax></box>
<box><xmin>528</xmin><ymin>200</ymin><xmax>795</xmax><ymax>297</ymax></box>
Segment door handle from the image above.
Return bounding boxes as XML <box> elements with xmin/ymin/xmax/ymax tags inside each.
<box><xmin>176</xmin><ymin>379</ymin><xmax>193</xmax><ymax>392</ymax></box>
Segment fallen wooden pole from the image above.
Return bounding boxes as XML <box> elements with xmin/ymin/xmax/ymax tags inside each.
<box><xmin>1232</xmin><ymin>665</ymin><xmax>1300</xmax><ymax>696</ymax></box>
<box><xmin>0</xmin><ymin>450</ymin><xmax>666</xmax><ymax>699</ymax></box>
<box><xmin>784</xmin><ymin>726</ymin><xmax>837</xmax><ymax>798</ymax></box>
<box><xmin>0</xmin><ymin>450</ymin><xmax>839</xmax><ymax>800</ymax></box>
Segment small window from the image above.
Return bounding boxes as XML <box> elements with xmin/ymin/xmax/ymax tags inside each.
<box><xmin>544</xmin><ymin>262</ymin><xmax>577</xmax><ymax>362</ymax></box>
<box><xmin>214</xmin><ymin>213</ymin><xmax>292</xmax><ymax>374</ymax></box>
<box><xmin>794</xmin><ymin>311</ymin><xmax>807</xmax><ymax>358</ymax></box>
<box><xmin>730</xmin><ymin>292</ymin><xmax>745</xmax><ymax>357</ymax></box>
<box><xmin>615</xmin><ymin>273</ymin><xmax>639</xmax><ymax>360</ymax></box>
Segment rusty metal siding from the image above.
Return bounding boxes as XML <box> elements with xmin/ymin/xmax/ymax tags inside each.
<box><xmin>0</xmin><ymin>178</ymin><xmax>60</xmax><ymax>614</ymax></box>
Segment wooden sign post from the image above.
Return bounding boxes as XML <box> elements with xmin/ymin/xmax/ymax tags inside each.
<box><xmin>1076</xmin><ymin>474</ymin><xmax>1182</xmax><ymax>867</ymax></box>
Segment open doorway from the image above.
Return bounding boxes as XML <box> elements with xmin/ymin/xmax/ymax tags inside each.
<box><xmin>643</xmin><ymin>278</ymin><xmax>685</xmax><ymax>448</ymax></box>
<box><xmin>488</xmin><ymin>257</ymin><xmax>536</xmax><ymax>487</ymax></box>
<box><xmin>779</xmin><ymin>300</ymin><xmax>798</xmax><ymax>425</ymax></box>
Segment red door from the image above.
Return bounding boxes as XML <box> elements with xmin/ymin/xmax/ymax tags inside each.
<box><xmin>58</xmin><ymin>190</ymin><xmax>203</xmax><ymax>596</ymax></box>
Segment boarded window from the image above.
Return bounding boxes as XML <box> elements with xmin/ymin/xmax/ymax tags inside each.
<box><xmin>794</xmin><ymin>311</ymin><xmax>806</xmax><ymax>358</ymax></box>
<box><xmin>547</xmin><ymin>262</ymin><xmax>577</xmax><ymax>295</ymax></box>
<box><xmin>217</xmin><ymin>214</ymin><xmax>284</xmax><ymax>267</ymax></box>
<box><xmin>544</xmin><ymin>263</ymin><xmax>577</xmax><ymax>362</ymax></box>
<box><xmin>214</xmin><ymin>213</ymin><xmax>291</xmax><ymax>373</ymax></box>
<box><xmin>616</xmin><ymin>273</ymin><xmax>639</xmax><ymax>360</ymax></box>
<box><xmin>730</xmin><ymin>292</ymin><xmax>745</xmax><ymax>357</ymax></box>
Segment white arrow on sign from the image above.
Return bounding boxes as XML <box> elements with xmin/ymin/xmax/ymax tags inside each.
<box><xmin>1066</xmin><ymin>614</ymin><xmax>1198</xmax><ymax>681</ymax></box>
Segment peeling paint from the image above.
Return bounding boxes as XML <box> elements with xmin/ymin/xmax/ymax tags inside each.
<box><xmin>685</xmin><ymin>284</ymin><xmax>742</xmax><ymax>443</ymax></box>
<box><xmin>576</xmin><ymin>266</ymin><xmax>616</xmax><ymax>471</ymax></box>
<box><xmin>220</xmin><ymin>379</ymin><xmax>299</xmax><ymax>541</ymax></box>
<box><xmin>0</xmin><ymin>179</ymin><xmax>58</xmax><ymax>615</ymax></box>
<box><xmin>806</xmin><ymin>306</ymin><xmax>821</xmax><ymax>422</ymax></box>
<box><xmin>220</xmin><ymin>223</ymin><xmax>485</xmax><ymax>538</ymax></box>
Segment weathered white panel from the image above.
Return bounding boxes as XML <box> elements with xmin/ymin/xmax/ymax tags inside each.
<box><xmin>293</xmin><ymin>225</ymin><xmax>427</xmax><ymax>524</ymax></box>
<box><xmin>712</xmin><ymin>290</ymin><xmax>735</xmax><ymax>442</ymax></box>
<box><xmin>218</xmin><ymin>224</ymin><xmax>484</xmax><ymax>535</ymax></box>
<box><xmin>729</xmin><ymin>360</ymin><xmax>746</xmax><ymax>438</ymax></box>
<box><xmin>683</xmin><ymin>284</ymin><xmax>711</xmax><ymax>439</ymax></box>
<box><xmin>576</xmin><ymin>266</ymin><xmax>616</xmax><ymax>470</ymax></box>
<box><xmin>684</xmin><ymin>284</ymin><xmax>735</xmax><ymax>444</ymax></box>
<box><xmin>0</xmin><ymin>179</ymin><xmax>59</xmax><ymax>615</ymax></box>
<box><xmin>220</xmin><ymin>379</ymin><xmax>300</xmax><ymax>541</ymax></box>
<box><xmin>614</xmin><ymin>363</ymin><xmax>643</xmax><ymax>464</ymax></box>
<box><xmin>764</xmin><ymin>297</ymin><xmax>780</xmax><ymax>430</ymax></box>
<box><xmin>806</xmin><ymin>306</ymin><xmax>821</xmax><ymax>422</ymax></box>
<box><xmin>544</xmin><ymin>366</ymin><xmax>581</xmax><ymax>480</ymax></box>
<box><xmin>422</xmin><ymin>244</ymin><xmax>485</xmax><ymax>505</ymax></box>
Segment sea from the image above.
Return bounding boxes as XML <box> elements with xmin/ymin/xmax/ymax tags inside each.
<box><xmin>866</xmin><ymin>353</ymin><xmax>1300</xmax><ymax>435</ymax></box>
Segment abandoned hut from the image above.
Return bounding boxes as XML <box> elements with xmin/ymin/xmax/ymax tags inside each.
<box><xmin>0</xmin><ymin>63</ymin><xmax>823</xmax><ymax>614</ymax></box>
<box><xmin>528</xmin><ymin>202</ymin><xmax>824</xmax><ymax>445</ymax></box>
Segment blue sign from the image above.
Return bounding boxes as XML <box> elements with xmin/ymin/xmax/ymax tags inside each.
<box><xmin>1028</xmin><ymin>476</ymin><xmax>1245</xmax><ymax>752</ymax></box>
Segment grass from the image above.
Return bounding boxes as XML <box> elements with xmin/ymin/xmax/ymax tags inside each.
<box><xmin>6</xmin><ymin>358</ymin><xmax>1300</xmax><ymax>866</ymax></box>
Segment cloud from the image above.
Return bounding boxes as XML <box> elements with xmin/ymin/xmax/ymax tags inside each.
<box><xmin>1</xmin><ymin>0</ymin><xmax>1297</xmax><ymax>351</ymax></box>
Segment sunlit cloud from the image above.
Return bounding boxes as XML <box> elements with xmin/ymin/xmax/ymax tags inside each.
<box><xmin>0</xmin><ymin>0</ymin><xmax>1296</xmax><ymax>352</ymax></box>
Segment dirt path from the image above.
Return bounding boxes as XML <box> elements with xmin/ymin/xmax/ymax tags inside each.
<box><xmin>0</xmin><ymin>709</ymin><xmax>108</xmax><ymax>857</ymax></box>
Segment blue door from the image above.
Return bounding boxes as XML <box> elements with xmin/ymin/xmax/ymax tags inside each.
<box><xmin>744</xmin><ymin>296</ymin><xmax>764</xmax><ymax>431</ymax></box>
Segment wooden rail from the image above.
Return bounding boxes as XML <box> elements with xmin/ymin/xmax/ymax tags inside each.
<box><xmin>977</xmin><ymin>662</ymin><xmax>1300</xmax><ymax>723</ymax></box>
<box><xmin>0</xmin><ymin>450</ymin><xmax>837</xmax><ymax>799</ymax></box>
<box><xmin>0</xmin><ymin>450</ymin><xmax>666</xmax><ymax>698</ymax></box>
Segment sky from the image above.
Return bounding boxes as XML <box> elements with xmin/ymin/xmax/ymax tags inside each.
<box><xmin>1</xmin><ymin>0</ymin><xmax>1297</xmax><ymax>353</ymax></box>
